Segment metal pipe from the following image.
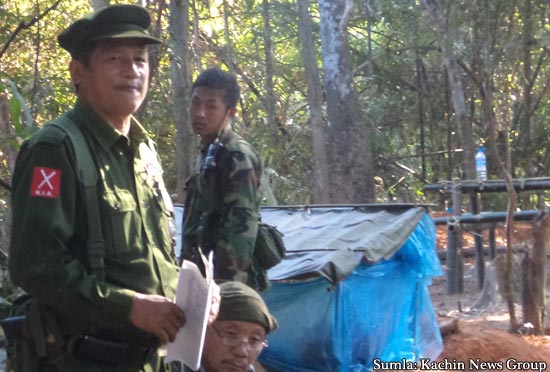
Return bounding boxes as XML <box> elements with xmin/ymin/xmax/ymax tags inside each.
<box><xmin>424</xmin><ymin>178</ymin><xmax>550</xmax><ymax>193</ymax></box>
<box><xmin>488</xmin><ymin>224</ymin><xmax>496</xmax><ymax>260</ymax></box>
<box><xmin>432</xmin><ymin>209</ymin><xmax>547</xmax><ymax>225</ymax></box>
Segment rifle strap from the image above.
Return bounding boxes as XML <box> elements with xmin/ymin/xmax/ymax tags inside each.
<box><xmin>27</xmin><ymin>301</ymin><xmax>47</xmax><ymax>358</ymax></box>
<box><xmin>47</xmin><ymin>114</ymin><xmax>105</xmax><ymax>281</ymax></box>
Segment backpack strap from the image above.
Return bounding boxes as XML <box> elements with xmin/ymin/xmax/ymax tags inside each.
<box><xmin>47</xmin><ymin>114</ymin><xmax>105</xmax><ymax>281</ymax></box>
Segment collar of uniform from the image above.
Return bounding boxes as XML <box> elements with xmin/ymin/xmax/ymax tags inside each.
<box><xmin>217</xmin><ymin>126</ymin><xmax>232</xmax><ymax>144</ymax></box>
<box><xmin>72</xmin><ymin>100</ymin><xmax>147</xmax><ymax>150</ymax></box>
<box><xmin>199</xmin><ymin>126</ymin><xmax>232</xmax><ymax>151</ymax></box>
<box><xmin>127</xmin><ymin>115</ymin><xmax>149</xmax><ymax>144</ymax></box>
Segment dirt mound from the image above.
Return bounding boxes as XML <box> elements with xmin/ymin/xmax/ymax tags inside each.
<box><xmin>437</xmin><ymin>320</ymin><xmax>550</xmax><ymax>363</ymax></box>
<box><xmin>430</xmin><ymin>213</ymin><xmax>550</xmax><ymax>369</ymax></box>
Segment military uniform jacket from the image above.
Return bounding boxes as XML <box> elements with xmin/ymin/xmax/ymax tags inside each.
<box><xmin>181</xmin><ymin>128</ymin><xmax>261</xmax><ymax>287</ymax></box>
<box><xmin>8</xmin><ymin>101</ymin><xmax>178</xmax><ymax>338</ymax></box>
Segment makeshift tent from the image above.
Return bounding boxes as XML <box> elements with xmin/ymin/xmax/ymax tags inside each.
<box><xmin>174</xmin><ymin>204</ymin><xmax>443</xmax><ymax>371</ymax></box>
<box><xmin>258</xmin><ymin>204</ymin><xmax>443</xmax><ymax>372</ymax></box>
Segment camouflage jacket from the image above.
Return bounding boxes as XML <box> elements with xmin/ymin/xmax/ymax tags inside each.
<box><xmin>181</xmin><ymin>128</ymin><xmax>262</xmax><ymax>289</ymax></box>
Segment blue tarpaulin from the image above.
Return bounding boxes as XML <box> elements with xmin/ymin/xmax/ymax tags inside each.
<box><xmin>257</xmin><ymin>205</ymin><xmax>444</xmax><ymax>371</ymax></box>
<box><xmin>175</xmin><ymin>204</ymin><xmax>444</xmax><ymax>371</ymax></box>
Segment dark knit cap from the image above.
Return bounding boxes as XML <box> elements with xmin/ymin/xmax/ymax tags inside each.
<box><xmin>58</xmin><ymin>4</ymin><xmax>161</xmax><ymax>58</ymax></box>
<box><xmin>217</xmin><ymin>282</ymin><xmax>278</xmax><ymax>334</ymax></box>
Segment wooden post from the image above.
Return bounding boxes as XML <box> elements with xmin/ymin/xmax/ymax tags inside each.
<box><xmin>521</xmin><ymin>212</ymin><xmax>549</xmax><ymax>334</ymax></box>
<box><xmin>488</xmin><ymin>224</ymin><xmax>496</xmax><ymax>259</ymax></box>
<box><xmin>470</xmin><ymin>191</ymin><xmax>485</xmax><ymax>289</ymax></box>
<box><xmin>446</xmin><ymin>181</ymin><xmax>463</xmax><ymax>294</ymax></box>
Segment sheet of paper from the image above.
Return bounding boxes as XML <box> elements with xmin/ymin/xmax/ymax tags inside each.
<box><xmin>166</xmin><ymin>259</ymin><xmax>213</xmax><ymax>370</ymax></box>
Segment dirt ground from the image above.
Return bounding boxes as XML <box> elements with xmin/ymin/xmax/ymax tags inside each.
<box><xmin>429</xmin><ymin>216</ymin><xmax>550</xmax><ymax>370</ymax></box>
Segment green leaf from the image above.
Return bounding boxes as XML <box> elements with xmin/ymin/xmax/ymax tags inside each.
<box><xmin>8</xmin><ymin>94</ymin><xmax>22</xmax><ymax>135</ymax></box>
<box><xmin>7</xmin><ymin>79</ymin><xmax>34</xmax><ymax>130</ymax></box>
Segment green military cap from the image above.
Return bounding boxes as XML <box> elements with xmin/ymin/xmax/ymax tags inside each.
<box><xmin>58</xmin><ymin>4</ymin><xmax>161</xmax><ymax>58</ymax></box>
<box><xmin>217</xmin><ymin>281</ymin><xmax>278</xmax><ymax>334</ymax></box>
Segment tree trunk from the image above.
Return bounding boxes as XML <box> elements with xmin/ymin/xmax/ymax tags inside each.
<box><xmin>135</xmin><ymin>0</ymin><xmax>165</xmax><ymax>120</ymax></box>
<box><xmin>360</xmin><ymin>0</ymin><xmax>374</xmax><ymax>78</ymax></box>
<box><xmin>318</xmin><ymin>0</ymin><xmax>375</xmax><ymax>203</ymax></box>
<box><xmin>296</xmin><ymin>0</ymin><xmax>330</xmax><ymax>204</ymax></box>
<box><xmin>191</xmin><ymin>0</ymin><xmax>203</xmax><ymax>71</ymax></box>
<box><xmin>416</xmin><ymin>52</ymin><xmax>426</xmax><ymax>181</ymax></box>
<box><xmin>262</xmin><ymin>0</ymin><xmax>279</xmax><ymax>139</ymax></box>
<box><xmin>444</xmin><ymin>67</ymin><xmax>454</xmax><ymax>181</ymax></box>
<box><xmin>483</xmin><ymin>61</ymin><xmax>520</xmax><ymax>331</ymax></box>
<box><xmin>522</xmin><ymin>212</ymin><xmax>549</xmax><ymax>335</ymax></box>
<box><xmin>169</xmin><ymin>0</ymin><xmax>196</xmax><ymax>203</ymax></box>
<box><xmin>147</xmin><ymin>1</ymin><xmax>164</xmax><ymax>87</ymax></box>
<box><xmin>422</xmin><ymin>0</ymin><xmax>475</xmax><ymax>180</ymax></box>
<box><xmin>0</xmin><ymin>93</ymin><xmax>17</xmax><ymax>174</ymax></box>
<box><xmin>482</xmin><ymin>49</ymin><xmax>520</xmax><ymax>331</ymax></box>
<box><xmin>223</xmin><ymin>0</ymin><xmax>234</xmax><ymax>75</ymax></box>
<box><xmin>521</xmin><ymin>0</ymin><xmax>535</xmax><ymax>178</ymax></box>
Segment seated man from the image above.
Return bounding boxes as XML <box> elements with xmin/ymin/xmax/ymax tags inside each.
<box><xmin>195</xmin><ymin>281</ymin><xmax>278</xmax><ymax>372</ymax></box>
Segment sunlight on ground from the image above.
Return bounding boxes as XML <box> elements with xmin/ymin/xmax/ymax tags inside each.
<box><xmin>484</xmin><ymin>313</ymin><xmax>511</xmax><ymax>322</ymax></box>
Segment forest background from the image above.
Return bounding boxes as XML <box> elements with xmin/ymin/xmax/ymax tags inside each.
<box><xmin>1</xmin><ymin>0</ymin><xmax>550</xmax><ymax>258</ymax></box>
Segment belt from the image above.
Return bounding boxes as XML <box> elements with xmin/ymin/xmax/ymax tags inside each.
<box><xmin>67</xmin><ymin>335</ymin><xmax>156</xmax><ymax>365</ymax></box>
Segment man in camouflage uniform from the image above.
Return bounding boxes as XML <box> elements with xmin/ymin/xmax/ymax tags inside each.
<box><xmin>8</xmin><ymin>5</ymin><xmax>185</xmax><ymax>371</ymax></box>
<box><xmin>181</xmin><ymin>67</ymin><xmax>265</xmax><ymax>290</ymax></box>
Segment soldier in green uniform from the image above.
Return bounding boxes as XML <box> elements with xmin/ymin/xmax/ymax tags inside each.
<box><xmin>8</xmin><ymin>5</ymin><xmax>185</xmax><ymax>372</ymax></box>
<box><xmin>181</xmin><ymin>67</ymin><xmax>265</xmax><ymax>290</ymax></box>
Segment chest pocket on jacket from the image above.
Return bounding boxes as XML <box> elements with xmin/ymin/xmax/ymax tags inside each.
<box><xmin>101</xmin><ymin>190</ymin><xmax>139</xmax><ymax>256</ymax></box>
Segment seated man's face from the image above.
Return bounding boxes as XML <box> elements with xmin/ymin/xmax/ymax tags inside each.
<box><xmin>202</xmin><ymin>320</ymin><xmax>267</xmax><ymax>372</ymax></box>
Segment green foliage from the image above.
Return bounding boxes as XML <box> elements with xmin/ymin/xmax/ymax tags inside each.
<box><xmin>1</xmin><ymin>0</ymin><xmax>550</xmax><ymax>210</ymax></box>
<box><xmin>2</xmin><ymin>0</ymin><xmax>550</xmax><ymax>324</ymax></box>
<box><xmin>5</xmin><ymin>79</ymin><xmax>34</xmax><ymax>136</ymax></box>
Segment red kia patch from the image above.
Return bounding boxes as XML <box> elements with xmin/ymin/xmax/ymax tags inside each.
<box><xmin>30</xmin><ymin>167</ymin><xmax>62</xmax><ymax>198</ymax></box>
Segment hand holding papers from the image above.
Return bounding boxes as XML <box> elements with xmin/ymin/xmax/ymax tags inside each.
<box><xmin>208</xmin><ymin>281</ymin><xmax>221</xmax><ymax>324</ymax></box>
<box><xmin>165</xmin><ymin>253</ymin><xmax>216</xmax><ymax>370</ymax></box>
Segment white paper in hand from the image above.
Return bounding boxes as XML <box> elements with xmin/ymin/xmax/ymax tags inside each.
<box><xmin>166</xmin><ymin>259</ymin><xmax>214</xmax><ymax>370</ymax></box>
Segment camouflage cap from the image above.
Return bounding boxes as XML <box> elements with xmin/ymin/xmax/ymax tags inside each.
<box><xmin>58</xmin><ymin>4</ymin><xmax>161</xmax><ymax>57</ymax></box>
<box><xmin>216</xmin><ymin>281</ymin><xmax>278</xmax><ymax>334</ymax></box>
